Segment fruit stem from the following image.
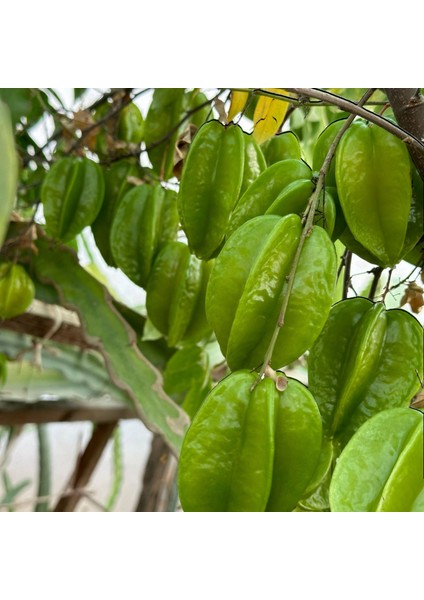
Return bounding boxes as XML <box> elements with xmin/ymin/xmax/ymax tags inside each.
<box><xmin>252</xmin><ymin>89</ymin><xmax>376</xmax><ymax>389</ymax></box>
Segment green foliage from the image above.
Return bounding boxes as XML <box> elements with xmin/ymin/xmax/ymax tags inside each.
<box><xmin>0</xmin><ymin>87</ymin><xmax>423</xmax><ymax>512</ymax></box>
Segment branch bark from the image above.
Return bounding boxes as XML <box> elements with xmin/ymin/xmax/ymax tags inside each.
<box><xmin>0</xmin><ymin>300</ymin><xmax>93</xmax><ymax>349</ymax></box>
<box><xmin>54</xmin><ymin>421</ymin><xmax>117</xmax><ymax>512</ymax></box>
<box><xmin>0</xmin><ymin>400</ymin><xmax>136</xmax><ymax>426</ymax></box>
<box><xmin>385</xmin><ymin>88</ymin><xmax>424</xmax><ymax>181</ymax></box>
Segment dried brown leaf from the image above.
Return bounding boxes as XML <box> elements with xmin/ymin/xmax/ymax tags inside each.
<box><xmin>213</xmin><ymin>98</ymin><xmax>227</xmax><ymax>123</ymax></box>
<box><xmin>173</xmin><ymin>124</ymin><xmax>197</xmax><ymax>179</ymax></box>
<box><xmin>400</xmin><ymin>281</ymin><xmax>424</xmax><ymax>313</ymax></box>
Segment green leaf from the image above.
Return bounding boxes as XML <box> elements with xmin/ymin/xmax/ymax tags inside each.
<box><xmin>33</xmin><ymin>235</ymin><xmax>188</xmax><ymax>454</ymax></box>
<box><xmin>0</xmin><ymin>330</ymin><xmax>133</xmax><ymax>403</ymax></box>
<box><xmin>74</xmin><ymin>89</ymin><xmax>87</xmax><ymax>101</ymax></box>
<box><xmin>0</xmin><ymin>88</ymin><xmax>46</xmax><ymax>126</ymax></box>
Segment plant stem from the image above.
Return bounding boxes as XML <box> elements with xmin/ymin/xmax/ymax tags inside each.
<box><xmin>253</xmin><ymin>88</ymin><xmax>375</xmax><ymax>387</ymax></box>
<box><xmin>35</xmin><ymin>424</ymin><xmax>51</xmax><ymax>512</ymax></box>
<box><xmin>368</xmin><ymin>267</ymin><xmax>384</xmax><ymax>301</ymax></box>
<box><xmin>105</xmin><ymin>425</ymin><xmax>123</xmax><ymax>512</ymax></box>
<box><xmin>382</xmin><ymin>268</ymin><xmax>394</xmax><ymax>302</ymax></box>
<box><xmin>388</xmin><ymin>265</ymin><xmax>420</xmax><ymax>293</ymax></box>
<box><xmin>342</xmin><ymin>250</ymin><xmax>352</xmax><ymax>299</ymax></box>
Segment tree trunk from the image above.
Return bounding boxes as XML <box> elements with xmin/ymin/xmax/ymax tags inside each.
<box><xmin>385</xmin><ymin>88</ymin><xmax>424</xmax><ymax>181</ymax></box>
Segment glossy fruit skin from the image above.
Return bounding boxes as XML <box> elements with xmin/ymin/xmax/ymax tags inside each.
<box><xmin>265</xmin><ymin>179</ymin><xmax>314</xmax><ymax>216</ymax></box>
<box><xmin>144</xmin><ymin>88</ymin><xmax>185</xmax><ymax>180</ymax></box>
<box><xmin>187</xmin><ymin>90</ymin><xmax>211</xmax><ymax>130</ymax></box>
<box><xmin>265</xmin><ymin>179</ymin><xmax>336</xmax><ymax>239</ymax></box>
<box><xmin>206</xmin><ymin>214</ymin><xmax>337</xmax><ymax>371</ymax></box>
<box><xmin>110</xmin><ymin>184</ymin><xmax>179</xmax><ymax>289</ymax></box>
<box><xmin>335</xmin><ymin>120</ymin><xmax>412</xmax><ymax>267</ymax></box>
<box><xmin>41</xmin><ymin>157</ymin><xmax>104</xmax><ymax>243</ymax></box>
<box><xmin>0</xmin><ymin>101</ymin><xmax>18</xmax><ymax>248</ymax></box>
<box><xmin>117</xmin><ymin>102</ymin><xmax>144</xmax><ymax>144</ymax></box>
<box><xmin>178</xmin><ymin>120</ymin><xmax>245</xmax><ymax>260</ymax></box>
<box><xmin>178</xmin><ymin>370</ymin><xmax>322</xmax><ymax>512</ymax></box>
<box><xmin>326</xmin><ymin>186</ymin><xmax>347</xmax><ymax>242</ymax></box>
<box><xmin>313</xmin><ymin>119</ymin><xmax>346</xmax><ymax>187</ymax></box>
<box><xmin>239</xmin><ymin>132</ymin><xmax>267</xmax><ymax>196</ymax></box>
<box><xmin>92</xmin><ymin>160</ymin><xmax>142</xmax><ymax>266</ymax></box>
<box><xmin>330</xmin><ymin>408</ymin><xmax>424</xmax><ymax>512</ymax></box>
<box><xmin>227</xmin><ymin>158</ymin><xmax>312</xmax><ymax>237</ymax></box>
<box><xmin>339</xmin><ymin>162</ymin><xmax>423</xmax><ymax>267</ymax></box>
<box><xmin>308</xmin><ymin>297</ymin><xmax>424</xmax><ymax>446</ymax></box>
<box><xmin>163</xmin><ymin>345</ymin><xmax>211</xmax><ymax>419</ymax></box>
<box><xmin>0</xmin><ymin>263</ymin><xmax>35</xmax><ymax>319</ymax></box>
<box><xmin>145</xmin><ymin>242</ymin><xmax>211</xmax><ymax>347</ymax></box>
<box><xmin>262</xmin><ymin>131</ymin><xmax>302</xmax><ymax>166</ymax></box>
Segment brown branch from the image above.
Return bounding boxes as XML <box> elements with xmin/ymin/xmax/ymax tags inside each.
<box><xmin>0</xmin><ymin>296</ymin><xmax>148</xmax><ymax>352</ymax></box>
<box><xmin>135</xmin><ymin>434</ymin><xmax>178</xmax><ymax>512</ymax></box>
<box><xmin>0</xmin><ymin>400</ymin><xmax>136</xmax><ymax>426</ymax></box>
<box><xmin>381</xmin><ymin>268</ymin><xmax>394</xmax><ymax>303</ymax></box>
<box><xmin>54</xmin><ymin>421</ymin><xmax>117</xmax><ymax>512</ymax></box>
<box><xmin>0</xmin><ymin>300</ymin><xmax>94</xmax><ymax>350</ymax></box>
<box><xmin>385</xmin><ymin>88</ymin><xmax>424</xmax><ymax>181</ymax></box>
<box><xmin>343</xmin><ymin>250</ymin><xmax>352</xmax><ymax>299</ymax></box>
<box><xmin>388</xmin><ymin>265</ymin><xmax>421</xmax><ymax>293</ymax></box>
<box><xmin>337</xmin><ymin>247</ymin><xmax>349</xmax><ymax>281</ymax></box>
<box><xmin>368</xmin><ymin>267</ymin><xmax>384</xmax><ymax>301</ymax></box>
<box><xmin>231</xmin><ymin>88</ymin><xmax>389</xmax><ymax>108</ymax></box>
<box><xmin>282</xmin><ymin>88</ymin><xmax>424</xmax><ymax>156</ymax></box>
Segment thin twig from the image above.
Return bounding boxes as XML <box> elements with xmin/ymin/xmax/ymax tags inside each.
<box><xmin>381</xmin><ymin>268</ymin><xmax>394</xmax><ymax>302</ymax></box>
<box><xmin>65</xmin><ymin>89</ymin><xmax>135</xmax><ymax>155</ymax></box>
<box><xmin>388</xmin><ymin>266</ymin><xmax>421</xmax><ymax>293</ymax></box>
<box><xmin>102</xmin><ymin>90</ymin><xmax>223</xmax><ymax>166</ymax></box>
<box><xmin>342</xmin><ymin>250</ymin><xmax>353</xmax><ymax>299</ymax></box>
<box><xmin>368</xmin><ymin>267</ymin><xmax>384</xmax><ymax>301</ymax></box>
<box><xmin>337</xmin><ymin>247</ymin><xmax>349</xmax><ymax>281</ymax></box>
<box><xmin>230</xmin><ymin>88</ymin><xmax>389</xmax><ymax>108</ymax></box>
<box><xmin>252</xmin><ymin>88</ymin><xmax>375</xmax><ymax>387</ymax></box>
